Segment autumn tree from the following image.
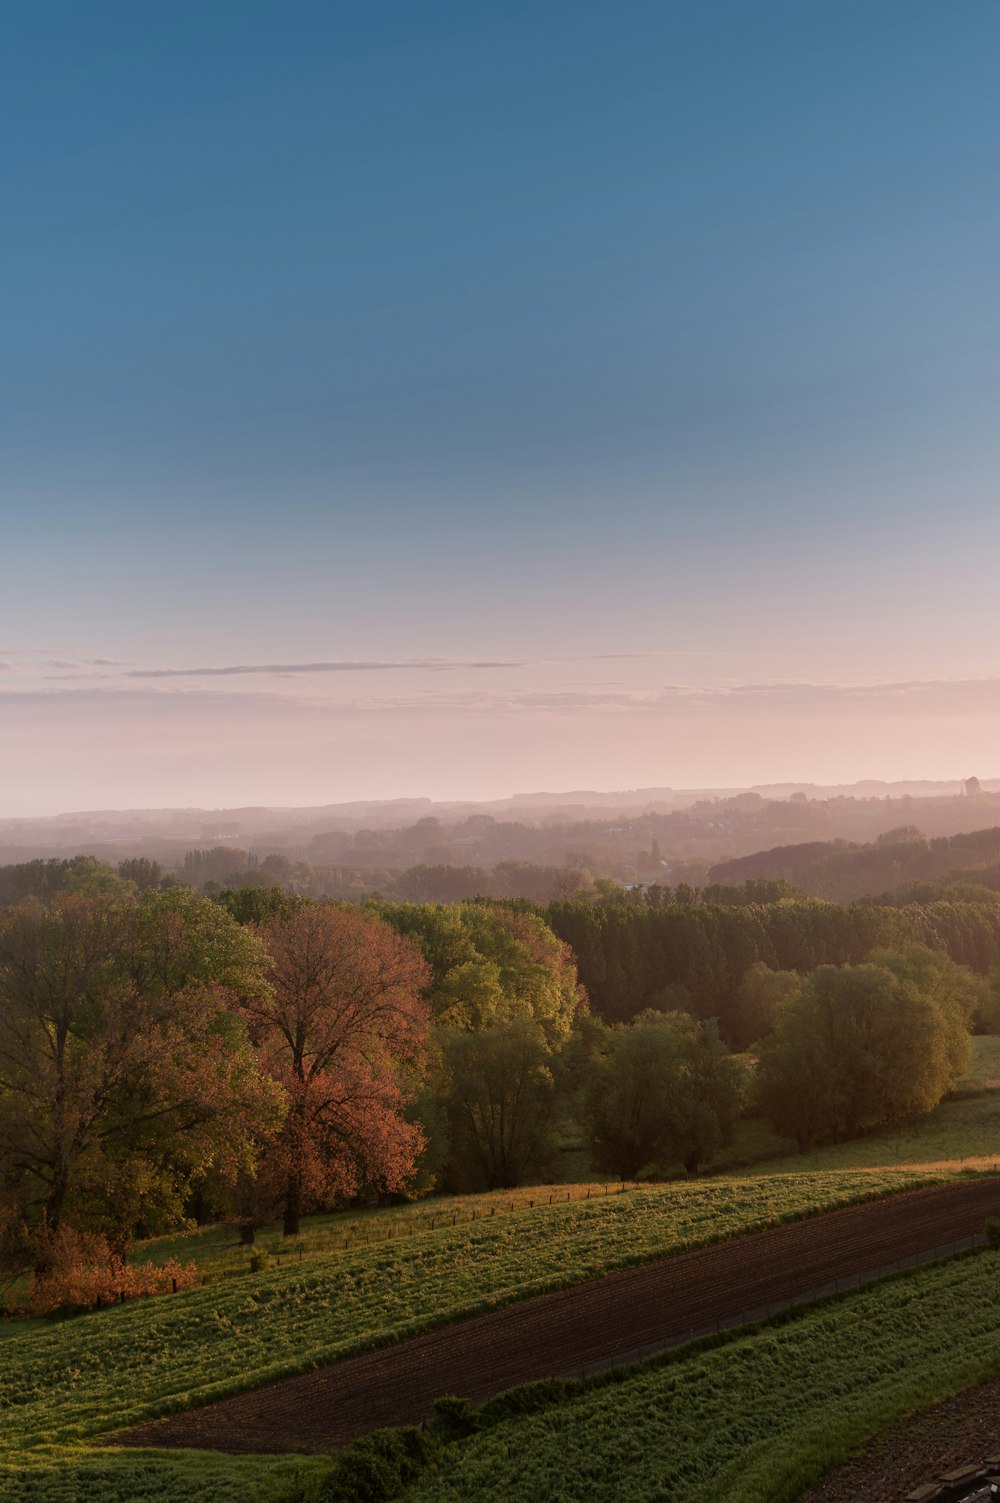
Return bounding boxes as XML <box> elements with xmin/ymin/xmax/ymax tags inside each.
<box><xmin>247</xmin><ymin>905</ymin><xmax>431</xmax><ymax>1235</ymax></box>
<box><xmin>0</xmin><ymin>889</ymin><xmax>281</xmax><ymax>1264</ymax></box>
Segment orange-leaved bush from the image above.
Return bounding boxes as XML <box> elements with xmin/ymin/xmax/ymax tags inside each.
<box><xmin>10</xmin><ymin>1225</ymin><xmax>197</xmax><ymax>1315</ymax></box>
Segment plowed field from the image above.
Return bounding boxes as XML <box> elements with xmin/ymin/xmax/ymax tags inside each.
<box><xmin>113</xmin><ymin>1177</ymin><xmax>1000</xmax><ymax>1456</ymax></box>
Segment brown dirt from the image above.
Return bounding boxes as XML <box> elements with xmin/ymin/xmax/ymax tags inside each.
<box><xmin>801</xmin><ymin>1374</ymin><xmax>1000</xmax><ymax>1502</ymax></box>
<box><xmin>112</xmin><ymin>1177</ymin><xmax>1000</xmax><ymax>1456</ymax></box>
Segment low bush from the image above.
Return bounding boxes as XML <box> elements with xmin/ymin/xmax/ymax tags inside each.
<box><xmin>7</xmin><ymin>1226</ymin><xmax>198</xmax><ymax>1317</ymax></box>
<box><xmin>429</xmin><ymin>1395</ymin><xmax>480</xmax><ymax>1440</ymax></box>
<box><xmin>312</xmin><ymin>1427</ymin><xmax>440</xmax><ymax>1503</ymax></box>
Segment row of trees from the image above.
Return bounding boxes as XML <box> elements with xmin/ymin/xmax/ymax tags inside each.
<box><xmin>547</xmin><ymin>897</ymin><xmax>1000</xmax><ymax>1041</ymax></box>
<box><xmin>1</xmin><ymin>874</ymin><xmax>986</xmax><ymax>1297</ymax></box>
<box><xmin>581</xmin><ymin>944</ymin><xmax>978</xmax><ymax>1174</ymax></box>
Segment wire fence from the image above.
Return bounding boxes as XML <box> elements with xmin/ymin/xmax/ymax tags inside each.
<box><xmin>240</xmin><ymin>1182</ymin><xmax>638</xmax><ymax>1270</ymax></box>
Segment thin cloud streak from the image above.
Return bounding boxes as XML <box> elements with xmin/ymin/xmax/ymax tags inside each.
<box><xmin>125</xmin><ymin>658</ymin><xmax>525</xmax><ymax>678</ymax></box>
<box><xmin>10</xmin><ymin>675</ymin><xmax>1000</xmax><ymax>720</ymax></box>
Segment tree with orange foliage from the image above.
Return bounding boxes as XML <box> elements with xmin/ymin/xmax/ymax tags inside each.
<box><xmin>247</xmin><ymin>905</ymin><xmax>431</xmax><ymax>1235</ymax></box>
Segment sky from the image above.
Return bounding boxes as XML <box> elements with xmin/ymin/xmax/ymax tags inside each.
<box><xmin>2</xmin><ymin>1</ymin><xmax>999</xmax><ymax>815</ymax></box>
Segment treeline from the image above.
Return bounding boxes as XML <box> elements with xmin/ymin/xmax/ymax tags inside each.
<box><xmin>587</xmin><ymin>944</ymin><xmax>977</xmax><ymax>1173</ymax></box>
<box><xmin>546</xmin><ymin>896</ymin><xmax>1000</xmax><ymax>1044</ymax></box>
<box><xmin>2</xmin><ymin>865</ymin><xmax>993</xmax><ymax>1315</ymax></box>
<box><xmin>0</xmin><ymin>852</ymin><xmax>596</xmax><ymax>907</ymax></box>
<box><xmin>0</xmin><ymin>883</ymin><xmax>590</xmax><ymax>1310</ymax></box>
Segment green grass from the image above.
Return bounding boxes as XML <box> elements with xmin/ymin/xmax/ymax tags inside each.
<box><xmin>402</xmin><ymin>1249</ymin><xmax>1000</xmax><ymax>1503</ymax></box>
<box><xmin>0</xmin><ymin>1449</ymin><xmax>321</xmax><ymax>1503</ymax></box>
<box><xmin>954</xmin><ymin>1032</ymin><xmax>1000</xmax><ymax>1092</ymax></box>
<box><xmin>135</xmin><ymin>1182</ymin><xmax>628</xmax><ymax>1282</ymax></box>
<box><xmin>0</xmin><ymin>1172</ymin><xmax>936</xmax><ymax>1465</ymax></box>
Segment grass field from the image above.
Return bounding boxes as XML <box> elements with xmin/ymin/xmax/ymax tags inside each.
<box><xmin>0</xmin><ymin>1448</ymin><xmax>317</xmax><ymax>1503</ymax></box>
<box><xmin>2</xmin><ymin>1172</ymin><xmax>934</xmax><ymax>1450</ymax></box>
<box><xmin>403</xmin><ymin>1248</ymin><xmax>1000</xmax><ymax>1503</ymax></box>
<box><xmin>9</xmin><ymin>1248</ymin><xmax>1000</xmax><ymax>1503</ymax></box>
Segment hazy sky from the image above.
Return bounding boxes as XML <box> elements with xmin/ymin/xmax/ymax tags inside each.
<box><xmin>3</xmin><ymin>2</ymin><xmax>999</xmax><ymax>814</ymax></box>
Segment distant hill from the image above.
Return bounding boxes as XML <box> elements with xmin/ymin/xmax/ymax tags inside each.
<box><xmin>709</xmin><ymin>825</ymin><xmax>1000</xmax><ymax>903</ymax></box>
<box><xmin>3</xmin><ymin>780</ymin><xmax>1000</xmax><ymax>887</ymax></box>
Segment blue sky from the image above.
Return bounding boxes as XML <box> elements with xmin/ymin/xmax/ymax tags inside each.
<box><xmin>2</xmin><ymin>2</ymin><xmax>999</xmax><ymax>812</ymax></box>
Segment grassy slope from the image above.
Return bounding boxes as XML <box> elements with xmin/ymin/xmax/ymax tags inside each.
<box><xmin>2</xmin><ymin>1173</ymin><xmax>931</xmax><ymax>1447</ymax></box>
<box><xmin>404</xmin><ymin>1251</ymin><xmax>1000</xmax><ymax>1503</ymax></box>
<box><xmin>0</xmin><ymin>1171</ymin><xmax>938</xmax><ymax>1501</ymax></box>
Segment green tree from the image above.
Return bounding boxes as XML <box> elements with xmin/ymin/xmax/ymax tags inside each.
<box><xmin>756</xmin><ymin>956</ymin><xmax>972</xmax><ymax>1149</ymax></box>
<box><xmin>734</xmin><ymin>963</ymin><xmax>802</xmax><ymax>1047</ymax></box>
<box><xmin>441</xmin><ymin>1016</ymin><xmax>556</xmax><ymax>1190</ymax></box>
<box><xmin>585</xmin><ymin>1011</ymin><xmax>742</xmax><ymax>1178</ymax></box>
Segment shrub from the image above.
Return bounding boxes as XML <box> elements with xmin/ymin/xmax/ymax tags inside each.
<box><xmin>429</xmin><ymin>1395</ymin><xmax>480</xmax><ymax>1440</ymax></box>
<box><xmin>8</xmin><ymin>1225</ymin><xmax>198</xmax><ymax>1316</ymax></box>
<box><xmin>985</xmin><ymin>1217</ymin><xmax>1000</xmax><ymax>1249</ymax></box>
<box><xmin>313</xmin><ymin>1428</ymin><xmax>440</xmax><ymax>1502</ymax></box>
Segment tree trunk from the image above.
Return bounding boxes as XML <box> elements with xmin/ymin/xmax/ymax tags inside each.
<box><xmin>283</xmin><ymin>1179</ymin><xmax>301</xmax><ymax>1237</ymax></box>
<box><xmin>239</xmin><ymin>1222</ymin><xmax>256</xmax><ymax>1246</ymax></box>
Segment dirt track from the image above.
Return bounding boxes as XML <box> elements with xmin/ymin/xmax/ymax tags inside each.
<box><xmin>113</xmin><ymin>1178</ymin><xmax>1000</xmax><ymax>1455</ymax></box>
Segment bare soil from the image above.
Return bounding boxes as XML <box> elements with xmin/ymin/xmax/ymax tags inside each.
<box><xmin>112</xmin><ymin>1177</ymin><xmax>1000</xmax><ymax>1456</ymax></box>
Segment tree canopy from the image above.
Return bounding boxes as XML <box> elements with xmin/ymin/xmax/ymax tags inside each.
<box><xmin>756</xmin><ymin>948</ymin><xmax>973</xmax><ymax>1149</ymax></box>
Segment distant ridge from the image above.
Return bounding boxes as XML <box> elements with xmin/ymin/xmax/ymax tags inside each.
<box><xmin>4</xmin><ymin>777</ymin><xmax>998</xmax><ymax>831</ymax></box>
